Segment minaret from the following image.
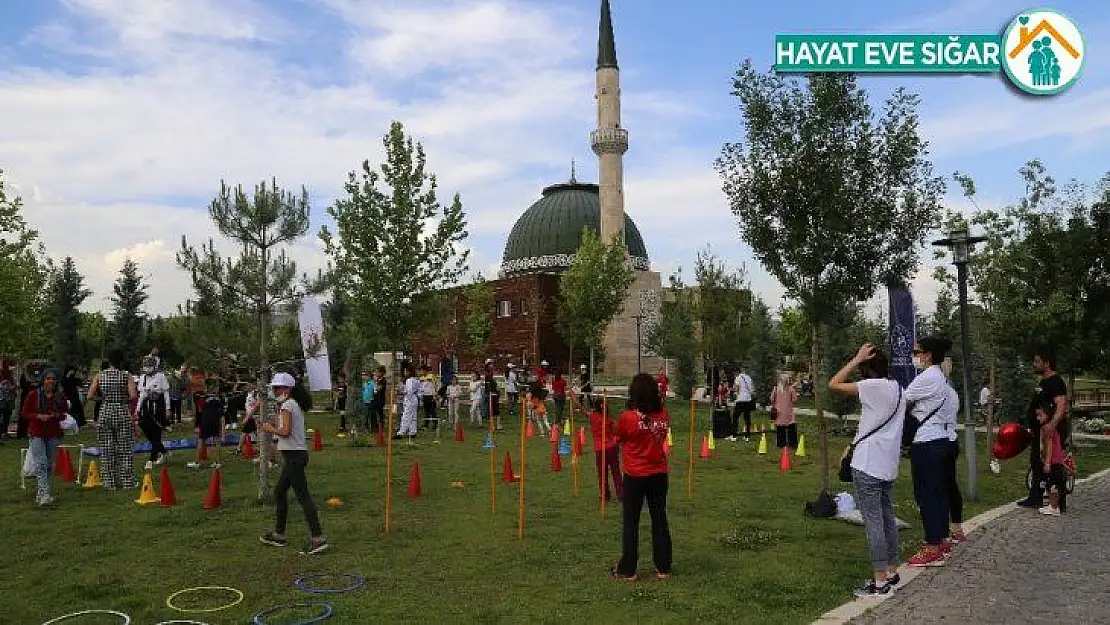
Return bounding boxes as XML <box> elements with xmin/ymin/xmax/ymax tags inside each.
<box><xmin>591</xmin><ymin>0</ymin><xmax>628</xmax><ymax>247</ymax></box>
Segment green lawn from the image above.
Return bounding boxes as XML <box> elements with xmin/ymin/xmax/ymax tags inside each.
<box><xmin>3</xmin><ymin>401</ymin><xmax>1109</xmax><ymax>624</ymax></box>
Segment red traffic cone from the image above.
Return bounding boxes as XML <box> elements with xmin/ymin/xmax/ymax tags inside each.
<box><xmin>550</xmin><ymin>445</ymin><xmax>562</xmax><ymax>472</ymax></box>
<box><xmin>203</xmin><ymin>469</ymin><xmax>222</xmax><ymax>510</ymax></box>
<box><xmin>578</xmin><ymin>427</ymin><xmax>587</xmax><ymax>449</ymax></box>
<box><xmin>313</xmin><ymin>429</ymin><xmax>324</xmax><ymax>451</ymax></box>
<box><xmin>198</xmin><ymin>443</ymin><xmax>209</xmax><ymax>462</ymax></box>
<box><xmin>502</xmin><ymin>452</ymin><xmax>517</xmax><ymax>483</ymax></box>
<box><xmin>572</xmin><ymin>435</ymin><xmax>583</xmax><ymax>458</ymax></box>
<box><xmin>548</xmin><ymin>427</ymin><xmax>559</xmax><ymax>444</ymax></box>
<box><xmin>700</xmin><ymin>435</ymin><xmax>710</xmax><ymax>459</ymax></box>
<box><xmin>780</xmin><ymin>447</ymin><xmax>792</xmax><ymax>473</ymax></box>
<box><xmin>455</xmin><ymin>422</ymin><xmax>465</xmax><ymax>442</ymax></box>
<box><xmin>55</xmin><ymin>448</ymin><xmax>75</xmax><ymax>482</ymax></box>
<box><xmin>526</xmin><ymin>421</ymin><xmax>535</xmax><ymax>438</ymax></box>
<box><xmin>242</xmin><ymin>435</ymin><xmax>255</xmax><ymax>460</ymax></box>
<box><xmin>159</xmin><ymin>467</ymin><xmax>179</xmax><ymax>507</ymax></box>
<box><xmin>376</xmin><ymin>424</ymin><xmax>385</xmax><ymax>447</ymax></box>
<box><xmin>408</xmin><ymin>460</ymin><xmax>422</xmax><ymax>498</ymax></box>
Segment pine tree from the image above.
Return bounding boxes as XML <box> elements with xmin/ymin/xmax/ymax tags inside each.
<box><xmin>110</xmin><ymin>258</ymin><xmax>149</xmax><ymax>369</ymax></box>
<box><xmin>51</xmin><ymin>257</ymin><xmax>92</xmax><ymax>369</ymax></box>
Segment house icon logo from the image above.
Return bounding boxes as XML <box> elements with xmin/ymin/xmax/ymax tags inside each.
<box><xmin>1001</xmin><ymin>8</ymin><xmax>1085</xmax><ymax>95</ymax></box>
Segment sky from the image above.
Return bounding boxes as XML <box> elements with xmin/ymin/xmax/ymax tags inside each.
<box><xmin>2</xmin><ymin>0</ymin><xmax>1108</xmax><ymax>319</ymax></box>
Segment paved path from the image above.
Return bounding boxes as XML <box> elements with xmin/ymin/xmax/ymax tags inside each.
<box><xmin>848</xmin><ymin>473</ymin><xmax>1110</xmax><ymax>624</ymax></box>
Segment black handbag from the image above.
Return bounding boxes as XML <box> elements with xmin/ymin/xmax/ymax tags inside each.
<box><xmin>839</xmin><ymin>385</ymin><xmax>903</xmax><ymax>483</ymax></box>
<box><xmin>901</xmin><ymin>394</ymin><xmax>948</xmax><ymax>449</ymax></box>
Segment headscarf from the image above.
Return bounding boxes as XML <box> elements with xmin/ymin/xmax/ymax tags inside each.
<box><xmin>38</xmin><ymin>366</ymin><xmax>66</xmax><ymax>414</ymax></box>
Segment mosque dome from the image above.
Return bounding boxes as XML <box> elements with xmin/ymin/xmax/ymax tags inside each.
<box><xmin>499</xmin><ymin>177</ymin><xmax>649</xmax><ymax>279</ymax></box>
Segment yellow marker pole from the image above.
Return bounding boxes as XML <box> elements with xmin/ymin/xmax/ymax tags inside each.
<box><xmin>601</xmin><ymin>393</ymin><xmax>608</xmax><ymax>519</ymax></box>
<box><xmin>571</xmin><ymin>401</ymin><xmax>580</xmax><ymax>498</ymax></box>
<box><xmin>687</xmin><ymin>398</ymin><xmax>695</xmax><ymax>500</ymax></box>
<box><xmin>385</xmin><ymin>387</ymin><xmax>395</xmax><ymax>534</ymax></box>
<box><xmin>489</xmin><ymin>393</ymin><xmax>496</xmax><ymax>514</ymax></box>
<box><xmin>518</xmin><ymin>393</ymin><xmax>527</xmax><ymax>539</ymax></box>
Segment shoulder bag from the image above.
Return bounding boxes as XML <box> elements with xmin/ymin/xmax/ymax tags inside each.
<box><xmin>901</xmin><ymin>394</ymin><xmax>948</xmax><ymax>448</ymax></box>
<box><xmin>839</xmin><ymin>384</ymin><xmax>903</xmax><ymax>483</ymax></box>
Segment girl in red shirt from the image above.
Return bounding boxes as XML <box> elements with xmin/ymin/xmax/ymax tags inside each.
<box><xmin>551</xmin><ymin>371</ymin><xmax>567</xmax><ymax>428</ymax></box>
<box><xmin>588</xmin><ymin>397</ymin><xmax>622</xmax><ymax>502</ymax></box>
<box><xmin>21</xmin><ymin>367</ymin><xmax>69</xmax><ymax>506</ymax></box>
<box><xmin>611</xmin><ymin>373</ymin><xmax>672</xmax><ymax>581</ymax></box>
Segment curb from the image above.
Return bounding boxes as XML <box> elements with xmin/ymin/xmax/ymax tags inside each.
<box><xmin>811</xmin><ymin>465</ymin><xmax>1110</xmax><ymax>624</ymax></box>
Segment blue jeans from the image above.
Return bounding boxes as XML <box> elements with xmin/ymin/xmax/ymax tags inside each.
<box><xmin>852</xmin><ymin>469</ymin><xmax>900</xmax><ymax>571</ymax></box>
<box><xmin>30</xmin><ymin>436</ymin><xmax>59</xmax><ymax>500</ymax></box>
<box><xmin>910</xmin><ymin>438</ymin><xmax>951</xmax><ymax>545</ymax></box>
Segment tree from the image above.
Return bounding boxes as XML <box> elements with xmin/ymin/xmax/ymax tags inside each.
<box><xmin>693</xmin><ymin>248</ymin><xmax>748</xmax><ymax>380</ymax></box>
<box><xmin>77</xmin><ymin>310</ymin><xmax>109</xmax><ymax>368</ymax></box>
<box><xmin>524</xmin><ymin>287</ymin><xmax>551</xmax><ymax>362</ymax></box>
<box><xmin>556</xmin><ymin>227</ymin><xmax>634</xmax><ymax>376</ymax></box>
<box><xmin>716</xmin><ymin>65</ymin><xmax>944</xmax><ymax>492</ymax></box>
<box><xmin>51</xmin><ymin>257</ymin><xmax>92</xmax><ymax>370</ymax></box>
<box><xmin>464</xmin><ymin>274</ymin><xmax>494</xmax><ymax>360</ymax></box>
<box><xmin>745</xmin><ymin>296</ymin><xmax>780</xmax><ymax>407</ymax></box>
<box><xmin>178</xmin><ymin>178</ymin><xmax>322</xmax><ymax>500</ymax></box>
<box><xmin>823</xmin><ymin>305</ymin><xmax>886</xmax><ymax>428</ymax></box>
<box><xmin>646</xmin><ymin>271</ymin><xmax>697</xmax><ymax>399</ymax></box>
<box><xmin>110</xmin><ymin>258</ymin><xmax>149</xmax><ymax>369</ymax></box>
<box><xmin>777</xmin><ymin>305</ymin><xmax>812</xmax><ymax>369</ymax></box>
<box><xmin>0</xmin><ymin>169</ymin><xmax>50</xmax><ymax>358</ymax></box>
<box><xmin>320</xmin><ymin>121</ymin><xmax>470</xmax><ymax>380</ymax></box>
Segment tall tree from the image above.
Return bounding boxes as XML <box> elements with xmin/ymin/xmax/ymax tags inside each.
<box><xmin>320</xmin><ymin>121</ymin><xmax>470</xmax><ymax>378</ymax></box>
<box><xmin>110</xmin><ymin>258</ymin><xmax>148</xmax><ymax>369</ymax></box>
<box><xmin>693</xmin><ymin>248</ymin><xmax>748</xmax><ymax>378</ymax></box>
<box><xmin>178</xmin><ymin>178</ymin><xmax>322</xmax><ymax>500</ymax></box>
<box><xmin>646</xmin><ymin>271</ymin><xmax>697</xmax><ymax>399</ymax></box>
<box><xmin>51</xmin><ymin>257</ymin><xmax>92</xmax><ymax>369</ymax></box>
<box><xmin>464</xmin><ymin>274</ymin><xmax>494</xmax><ymax>361</ymax></box>
<box><xmin>745</xmin><ymin>296</ymin><xmax>780</xmax><ymax>407</ymax></box>
<box><xmin>716</xmin><ymin>64</ymin><xmax>944</xmax><ymax>492</ymax></box>
<box><xmin>0</xmin><ymin>169</ymin><xmax>50</xmax><ymax>358</ymax></box>
<box><xmin>556</xmin><ymin>227</ymin><xmax>634</xmax><ymax>376</ymax></box>
<box><xmin>77</xmin><ymin>310</ymin><xmax>109</xmax><ymax>367</ymax></box>
<box><xmin>777</xmin><ymin>305</ymin><xmax>812</xmax><ymax>370</ymax></box>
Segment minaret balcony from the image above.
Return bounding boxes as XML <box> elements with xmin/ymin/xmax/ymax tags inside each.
<box><xmin>590</xmin><ymin>128</ymin><xmax>629</xmax><ymax>155</ymax></box>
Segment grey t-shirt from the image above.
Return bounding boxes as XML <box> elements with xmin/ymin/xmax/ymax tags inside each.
<box><xmin>276</xmin><ymin>397</ymin><xmax>307</xmax><ymax>451</ymax></box>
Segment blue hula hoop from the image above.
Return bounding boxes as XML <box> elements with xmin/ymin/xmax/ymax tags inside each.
<box><xmin>251</xmin><ymin>602</ymin><xmax>334</xmax><ymax>625</ymax></box>
<box><xmin>292</xmin><ymin>572</ymin><xmax>367</xmax><ymax>594</ymax></box>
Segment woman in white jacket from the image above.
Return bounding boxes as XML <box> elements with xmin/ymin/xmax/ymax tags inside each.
<box><xmin>395</xmin><ymin>364</ymin><xmax>420</xmax><ymax>439</ymax></box>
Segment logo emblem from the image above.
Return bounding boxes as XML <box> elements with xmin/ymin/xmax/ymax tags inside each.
<box><xmin>1001</xmin><ymin>8</ymin><xmax>1085</xmax><ymax>95</ymax></box>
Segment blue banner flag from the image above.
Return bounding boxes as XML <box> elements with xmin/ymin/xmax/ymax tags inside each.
<box><xmin>888</xmin><ymin>286</ymin><xmax>916</xmax><ymax>388</ymax></box>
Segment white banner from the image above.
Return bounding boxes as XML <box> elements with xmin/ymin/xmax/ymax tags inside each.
<box><xmin>297</xmin><ymin>298</ymin><xmax>332</xmax><ymax>392</ymax></box>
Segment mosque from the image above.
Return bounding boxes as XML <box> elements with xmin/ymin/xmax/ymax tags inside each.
<box><xmin>411</xmin><ymin>0</ymin><xmax>662</xmax><ymax>377</ymax></box>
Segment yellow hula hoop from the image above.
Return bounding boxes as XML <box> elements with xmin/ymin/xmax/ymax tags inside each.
<box><xmin>166</xmin><ymin>586</ymin><xmax>244</xmax><ymax>613</ymax></box>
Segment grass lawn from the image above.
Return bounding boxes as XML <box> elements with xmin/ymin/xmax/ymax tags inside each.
<box><xmin>4</xmin><ymin>401</ymin><xmax>1110</xmax><ymax>624</ymax></box>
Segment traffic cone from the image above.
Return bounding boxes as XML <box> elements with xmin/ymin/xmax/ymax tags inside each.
<box><xmin>455</xmin><ymin>422</ymin><xmax>465</xmax><ymax>442</ymax></box>
<box><xmin>796</xmin><ymin>435</ymin><xmax>806</xmax><ymax>457</ymax></box>
<box><xmin>700</xmin><ymin>435</ymin><xmax>710</xmax><ymax>459</ymax></box>
<box><xmin>198</xmin><ymin>443</ymin><xmax>209</xmax><ymax>462</ymax></box>
<box><xmin>578</xmin><ymin>427</ymin><xmax>587</xmax><ymax>449</ymax></box>
<box><xmin>708</xmin><ymin>431</ymin><xmax>716</xmax><ymax>452</ymax></box>
<box><xmin>558</xmin><ymin>436</ymin><xmax>571</xmax><ymax>456</ymax></box>
<box><xmin>159</xmin><ymin>467</ymin><xmax>179</xmax><ymax>506</ymax></box>
<box><xmin>550</xmin><ymin>445</ymin><xmax>562</xmax><ymax>472</ymax></box>
<box><xmin>563</xmin><ymin>419</ymin><xmax>571</xmax><ymax>436</ymax></box>
<box><xmin>483</xmin><ymin>432</ymin><xmax>496</xmax><ymax>450</ymax></box>
<box><xmin>779</xmin><ymin>447</ymin><xmax>792</xmax><ymax>473</ymax></box>
<box><xmin>135</xmin><ymin>472</ymin><xmax>161</xmax><ymax>505</ymax></box>
<box><xmin>203</xmin><ymin>469</ymin><xmax>222</xmax><ymax>510</ymax></box>
<box><xmin>758</xmin><ymin>433</ymin><xmax>768</xmax><ymax>455</ymax></box>
<box><xmin>526</xmin><ymin>421</ymin><xmax>535</xmax><ymax>438</ymax></box>
<box><xmin>242</xmin><ymin>435</ymin><xmax>255</xmax><ymax>460</ymax></box>
<box><xmin>408</xmin><ymin>460</ymin><xmax>422</xmax><ymax>498</ymax></box>
<box><xmin>548</xmin><ymin>427</ymin><xmax>559</xmax><ymax>444</ymax></box>
<box><xmin>502</xmin><ymin>452</ymin><xmax>517</xmax><ymax>483</ymax></box>
<box><xmin>56</xmin><ymin>448</ymin><xmax>75</xmax><ymax>483</ymax></box>
<box><xmin>313</xmin><ymin>429</ymin><xmax>323</xmax><ymax>451</ymax></box>
<box><xmin>83</xmin><ymin>460</ymin><xmax>103</xmax><ymax>488</ymax></box>
<box><xmin>666</xmin><ymin>428</ymin><xmax>673</xmax><ymax>447</ymax></box>
<box><xmin>376</xmin><ymin>425</ymin><xmax>385</xmax><ymax>447</ymax></box>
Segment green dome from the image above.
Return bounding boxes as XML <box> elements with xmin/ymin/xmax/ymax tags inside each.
<box><xmin>499</xmin><ymin>180</ymin><xmax>649</xmax><ymax>278</ymax></box>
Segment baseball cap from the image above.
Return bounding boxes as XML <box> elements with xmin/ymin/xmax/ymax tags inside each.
<box><xmin>268</xmin><ymin>372</ymin><xmax>296</xmax><ymax>388</ymax></box>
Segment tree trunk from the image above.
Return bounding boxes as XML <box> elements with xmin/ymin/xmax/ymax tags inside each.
<box><xmin>567</xmin><ymin>343</ymin><xmax>574</xmax><ymax>382</ymax></box>
<box><xmin>589</xmin><ymin>347</ymin><xmax>595</xmax><ymax>389</ymax></box>
<box><xmin>256</xmin><ymin>248</ymin><xmax>272</xmax><ymax>502</ymax></box>
<box><xmin>988</xmin><ymin>357</ymin><xmax>996</xmax><ymax>456</ymax></box>
<box><xmin>812</xmin><ymin>323</ymin><xmax>829</xmax><ymax>493</ymax></box>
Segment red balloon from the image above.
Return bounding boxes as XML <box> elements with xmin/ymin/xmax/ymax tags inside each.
<box><xmin>992</xmin><ymin>422</ymin><xmax>1032</xmax><ymax>460</ymax></box>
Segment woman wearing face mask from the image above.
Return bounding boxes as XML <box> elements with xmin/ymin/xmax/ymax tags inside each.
<box><xmin>136</xmin><ymin>356</ymin><xmax>171</xmax><ymax>470</ymax></box>
<box><xmin>903</xmin><ymin>337</ymin><xmax>957</xmax><ymax>567</ymax></box>
<box><xmin>87</xmin><ymin>350</ymin><xmax>139</xmax><ymax>490</ymax></box>
<box><xmin>260</xmin><ymin>372</ymin><xmax>328</xmax><ymax>555</ymax></box>
<box><xmin>21</xmin><ymin>367</ymin><xmax>70</xmax><ymax>505</ymax></box>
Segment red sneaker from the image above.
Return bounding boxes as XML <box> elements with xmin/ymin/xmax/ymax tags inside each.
<box><xmin>940</xmin><ymin>540</ymin><xmax>952</xmax><ymax>555</ymax></box>
<box><xmin>907</xmin><ymin>545</ymin><xmax>946</xmax><ymax>568</ymax></box>
<box><xmin>950</xmin><ymin>529</ymin><xmax>968</xmax><ymax>544</ymax></box>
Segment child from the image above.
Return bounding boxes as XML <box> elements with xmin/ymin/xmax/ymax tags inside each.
<box><xmin>588</xmin><ymin>397</ymin><xmax>621</xmax><ymax>502</ymax></box>
<box><xmin>469</xmin><ymin>371</ymin><xmax>485</xmax><ymax>427</ymax></box>
<box><xmin>361</xmin><ymin>372</ymin><xmax>375</xmax><ymax>432</ymax></box>
<box><xmin>238</xmin><ymin>386</ymin><xmax>259</xmax><ymax>456</ymax></box>
<box><xmin>260</xmin><ymin>372</ymin><xmax>328</xmax><ymax>555</ymax></box>
<box><xmin>715</xmin><ymin>380</ymin><xmax>729</xmax><ymax>408</ymax></box>
<box><xmin>1036</xmin><ymin>404</ymin><xmax>1068</xmax><ymax>516</ymax></box>
<box><xmin>189</xmin><ymin>385</ymin><xmax>224</xmax><ymax>469</ymax></box>
<box><xmin>419</xmin><ymin>366</ymin><xmax>438</xmax><ymax>432</ymax></box>
<box><xmin>528</xmin><ymin>382</ymin><xmax>550</xmax><ymax>436</ymax></box>
<box><xmin>551</xmin><ymin>371</ymin><xmax>567</xmax><ymax>428</ymax></box>
<box><xmin>611</xmin><ymin>373</ymin><xmax>672</xmax><ymax>581</ymax></box>
<box><xmin>447</xmin><ymin>378</ymin><xmax>461</xmax><ymax>428</ymax></box>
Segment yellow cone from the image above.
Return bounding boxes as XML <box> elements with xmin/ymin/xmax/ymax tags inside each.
<box><xmin>758</xmin><ymin>433</ymin><xmax>768</xmax><ymax>455</ymax></box>
<box><xmin>563</xmin><ymin>419</ymin><xmax>571</xmax><ymax>436</ymax></box>
<box><xmin>83</xmin><ymin>460</ymin><xmax>103</xmax><ymax>488</ymax></box>
<box><xmin>708</xmin><ymin>431</ymin><xmax>716</xmax><ymax>451</ymax></box>
<box><xmin>135</xmin><ymin>472</ymin><xmax>161</xmax><ymax>505</ymax></box>
<box><xmin>796</xmin><ymin>435</ymin><xmax>806</xmax><ymax>457</ymax></box>
<box><xmin>666</xmin><ymin>428</ymin><xmax>673</xmax><ymax>447</ymax></box>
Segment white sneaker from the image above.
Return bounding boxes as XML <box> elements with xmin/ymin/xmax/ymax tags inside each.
<box><xmin>144</xmin><ymin>460</ymin><xmax>154</xmax><ymax>471</ymax></box>
<box><xmin>154</xmin><ymin>454</ymin><xmax>166</xmax><ymax>466</ymax></box>
<box><xmin>38</xmin><ymin>495</ymin><xmax>55</xmax><ymax>506</ymax></box>
<box><xmin>1039</xmin><ymin>506</ymin><xmax>1061</xmax><ymax>516</ymax></box>
<box><xmin>186</xmin><ymin>461</ymin><xmax>201</xmax><ymax>469</ymax></box>
<box><xmin>726</xmin><ymin>436</ymin><xmax>737</xmax><ymax>442</ymax></box>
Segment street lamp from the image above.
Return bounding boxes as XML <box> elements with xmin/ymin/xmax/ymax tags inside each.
<box><xmin>632</xmin><ymin>314</ymin><xmax>645</xmax><ymax>374</ymax></box>
<box><xmin>932</xmin><ymin>228</ymin><xmax>987</xmax><ymax>500</ymax></box>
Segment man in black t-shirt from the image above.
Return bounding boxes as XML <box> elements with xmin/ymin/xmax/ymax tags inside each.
<box><xmin>1017</xmin><ymin>348</ymin><xmax>1068</xmax><ymax>508</ymax></box>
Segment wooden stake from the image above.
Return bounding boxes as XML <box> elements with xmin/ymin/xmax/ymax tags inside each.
<box><xmin>489</xmin><ymin>392</ymin><xmax>496</xmax><ymax>514</ymax></box>
<box><xmin>687</xmin><ymin>397</ymin><xmax>695</xmax><ymax>499</ymax></box>
<box><xmin>385</xmin><ymin>387</ymin><xmax>395</xmax><ymax>534</ymax></box>
<box><xmin>518</xmin><ymin>393</ymin><xmax>526</xmax><ymax>539</ymax></box>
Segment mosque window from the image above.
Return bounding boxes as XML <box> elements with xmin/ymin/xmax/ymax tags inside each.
<box><xmin>498</xmin><ymin>300</ymin><xmax>512</xmax><ymax>317</ymax></box>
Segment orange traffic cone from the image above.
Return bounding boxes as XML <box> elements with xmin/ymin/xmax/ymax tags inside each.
<box><xmin>700</xmin><ymin>435</ymin><xmax>710</xmax><ymax>459</ymax></box>
<box><xmin>455</xmin><ymin>422</ymin><xmax>465</xmax><ymax>442</ymax></box>
<box><xmin>548</xmin><ymin>427</ymin><xmax>559</xmax><ymax>444</ymax></box>
<box><xmin>203</xmin><ymin>469</ymin><xmax>222</xmax><ymax>510</ymax></box>
<box><xmin>376</xmin><ymin>425</ymin><xmax>385</xmax><ymax>447</ymax></box>
<box><xmin>551</xmin><ymin>445</ymin><xmax>562</xmax><ymax>472</ymax></box>
<box><xmin>242</xmin><ymin>435</ymin><xmax>255</xmax><ymax>460</ymax></box>
<box><xmin>780</xmin><ymin>447</ymin><xmax>792</xmax><ymax>473</ymax></box>
<box><xmin>55</xmin><ymin>447</ymin><xmax>75</xmax><ymax>482</ymax></box>
<box><xmin>502</xmin><ymin>452</ymin><xmax>517</xmax><ymax>483</ymax></box>
<box><xmin>578</xmin><ymin>427</ymin><xmax>587</xmax><ymax>449</ymax></box>
<box><xmin>313</xmin><ymin>429</ymin><xmax>323</xmax><ymax>451</ymax></box>
<box><xmin>408</xmin><ymin>460</ymin><xmax>422</xmax><ymax>498</ymax></box>
<box><xmin>198</xmin><ymin>443</ymin><xmax>209</xmax><ymax>462</ymax></box>
<box><xmin>159</xmin><ymin>467</ymin><xmax>179</xmax><ymax>506</ymax></box>
<box><xmin>526</xmin><ymin>421</ymin><xmax>535</xmax><ymax>438</ymax></box>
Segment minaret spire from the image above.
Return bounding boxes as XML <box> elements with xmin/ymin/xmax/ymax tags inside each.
<box><xmin>597</xmin><ymin>0</ymin><xmax>618</xmax><ymax>70</ymax></box>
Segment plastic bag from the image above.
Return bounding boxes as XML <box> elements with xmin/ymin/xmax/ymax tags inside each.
<box><xmin>60</xmin><ymin>415</ymin><xmax>79</xmax><ymax>433</ymax></box>
<box><xmin>23</xmin><ymin>445</ymin><xmax>37</xmax><ymax>477</ymax></box>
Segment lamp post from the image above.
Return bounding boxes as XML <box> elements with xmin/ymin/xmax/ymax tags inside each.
<box><xmin>632</xmin><ymin>314</ymin><xmax>645</xmax><ymax>374</ymax></box>
<box><xmin>932</xmin><ymin>228</ymin><xmax>987</xmax><ymax>500</ymax></box>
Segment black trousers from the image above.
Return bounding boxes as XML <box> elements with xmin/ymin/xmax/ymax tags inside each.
<box><xmin>910</xmin><ymin>438</ymin><xmax>950</xmax><ymax>545</ymax></box>
<box><xmin>422</xmin><ymin>395</ymin><xmax>438</xmax><ymax>429</ymax></box>
<box><xmin>369</xmin><ymin>401</ymin><xmax>385</xmax><ymax>432</ymax></box>
<box><xmin>507</xmin><ymin>392</ymin><xmax>519</xmax><ymax>416</ymax></box>
<box><xmin>0</xmin><ymin>401</ymin><xmax>12</xmax><ymax>437</ymax></box>
<box><xmin>617</xmin><ymin>472</ymin><xmax>673</xmax><ymax>576</ymax></box>
<box><xmin>1045</xmin><ymin>464</ymin><xmax>1068</xmax><ymax>513</ymax></box>
<box><xmin>170</xmin><ymin>398</ymin><xmax>183</xmax><ymax>423</ymax></box>
<box><xmin>776</xmin><ymin>423</ymin><xmax>798</xmax><ymax>449</ymax></box>
<box><xmin>732</xmin><ymin>401</ymin><xmax>754</xmax><ymax>438</ymax></box>
<box><xmin>139</xmin><ymin>401</ymin><xmax>167</xmax><ymax>462</ymax></box>
<box><xmin>947</xmin><ymin>439</ymin><xmax>963</xmax><ymax>524</ymax></box>
<box><xmin>275</xmin><ymin>450</ymin><xmax>322</xmax><ymax>537</ymax></box>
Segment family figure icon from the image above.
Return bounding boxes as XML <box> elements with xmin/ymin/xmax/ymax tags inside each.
<box><xmin>1028</xmin><ymin>37</ymin><xmax>1061</xmax><ymax>86</ymax></box>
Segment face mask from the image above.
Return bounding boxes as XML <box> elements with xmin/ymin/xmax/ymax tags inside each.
<box><xmin>914</xmin><ymin>357</ymin><xmax>926</xmax><ymax>371</ymax></box>
<box><xmin>267</xmin><ymin>389</ymin><xmax>277</xmax><ymax>400</ymax></box>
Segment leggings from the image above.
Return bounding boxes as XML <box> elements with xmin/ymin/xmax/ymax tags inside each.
<box><xmin>138</xmin><ymin>400</ymin><xmax>167</xmax><ymax>462</ymax></box>
<box><xmin>275</xmin><ymin>450</ymin><xmax>322</xmax><ymax>537</ymax></box>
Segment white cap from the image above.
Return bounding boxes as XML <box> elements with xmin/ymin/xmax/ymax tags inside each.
<box><xmin>541</xmin><ymin>360</ymin><xmax>549</xmax><ymax>366</ymax></box>
<box><xmin>268</xmin><ymin>372</ymin><xmax>296</xmax><ymax>388</ymax></box>
<box><xmin>507</xmin><ymin>363</ymin><xmax>515</xmax><ymax>368</ymax></box>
